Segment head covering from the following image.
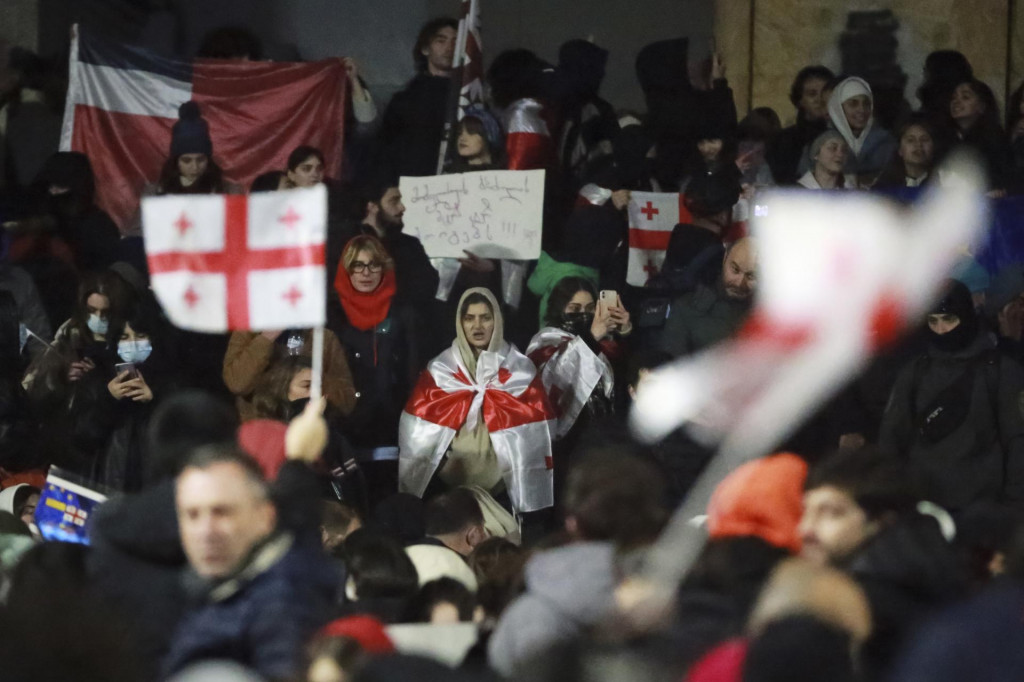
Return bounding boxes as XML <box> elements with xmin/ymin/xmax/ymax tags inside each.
<box><xmin>454</xmin><ymin>287</ymin><xmax>504</xmax><ymax>376</ymax></box>
<box><xmin>171</xmin><ymin>101</ymin><xmax>213</xmax><ymax>158</ymax></box>
<box><xmin>706</xmin><ymin>452</ymin><xmax>808</xmax><ymax>553</ymax></box>
<box><xmin>526</xmin><ymin>251</ymin><xmax>599</xmax><ymax>327</ymax></box>
<box><xmin>404</xmin><ymin>545</ymin><xmax>479</xmax><ymax>591</ymax></box>
<box><xmin>237</xmin><ymin>420</ymin><xmax>288</xmax><ymax>480</ymax></box>
<box><xmin>808</xmin><ymin>129</ymin><xmax>847</xmax><ymax>162</ymax></box>
<box><xmin>333</xmin><ymin>244</ymin><xmax>397</xmax><ymax>332</ymax></box>
<box><xmin>686</xmin><ymin>639</ymin><xmax>748</xmax><ymax>682</ymax></box>
<box><xmin>557</xmin><ymin>39</ymin><xmax>608</xmax><ymax>100</ymax></box>
<box><xmin>928</xmin><ymin>278</ymin><xmax>979</xmax><ymax>353</ymax></box>
<box><xmin>0</xmin><ymin>484</ymin><xmax>28</xmax><ymax>515</ymax></box>
<box><xmin>827</xmin><ymin>77</ymin><xmax>874</xmax><ymax>156</ymax></box>
<box><xmin>462</xmin><ymin>105</ymin><xmax>503</xmax><ymax>153</ymax></box>
<box><xmin>319</xmin><ymin>615</ymin><xmax>396</xmax><ymax>654</ymax></box>
<box><xmin>986</xmin><ymin>264</ymin><xmax>1024</xmax><ymax>315</ymax></box>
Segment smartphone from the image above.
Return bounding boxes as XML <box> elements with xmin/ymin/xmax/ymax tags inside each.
<box><xmin>114</xmin><ymin>362</ymin><xmax>138</xmax><ymax>379</ymax></box>
<box><xmin>599</xmin><ymin>290</ymin><xmax>619</xmax><ymax>307</ymax></box>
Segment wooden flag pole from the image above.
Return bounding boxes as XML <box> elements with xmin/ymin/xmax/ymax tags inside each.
<box><xmin>311</xmin><ymin>326</ymin><xmax>325</xmax><ymax>403</ymax></box>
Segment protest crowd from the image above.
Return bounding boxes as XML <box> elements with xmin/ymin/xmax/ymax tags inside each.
<box><xmin>6</xmin><ymin>11</ymin><xmax>1024</xmax><ymax>682</ymax></box>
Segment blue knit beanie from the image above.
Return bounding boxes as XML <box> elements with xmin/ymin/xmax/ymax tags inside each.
<box><xmin>170</xmin><ymin>101</ymin><xmax>213</xmax><ymax>158</ymax></box>
<box><xmin>462</xmin><ymin>105</ymin><xmax>503</xmax><ymax>153</ymax></box>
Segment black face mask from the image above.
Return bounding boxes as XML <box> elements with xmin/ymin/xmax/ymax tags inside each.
<box><xmin>287</xmin><ymin>397</ymin><xmax>310</xmax><ymax>421</ymax></box>
<box><xmin>929</xmin><ymin>316</ymin><xmax>978</xmax><ymax>353</ymax></box>
<box><xmin>561</xmin><ymin>311</ymin><xmax>594</xmax><ymax>336</ymax></box>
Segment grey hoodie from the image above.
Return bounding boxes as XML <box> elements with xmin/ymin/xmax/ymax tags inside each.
<box><xmin>487</xmin><ymin>542</ymin><xmax>616</xmax><ymax>677</ymax></box>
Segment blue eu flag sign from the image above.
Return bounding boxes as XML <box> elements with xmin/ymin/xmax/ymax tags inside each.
<box><xmin>34</xmin><ymin>468</ymin><xmax>109</xmax><ymax>545</ymax></box>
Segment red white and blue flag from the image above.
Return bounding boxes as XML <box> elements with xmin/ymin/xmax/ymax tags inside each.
<box><xmin>141</xmin><ymin>186</ymin><xmax>327</xmax><ymax>332</ymax></box>
<box><xmin>60</xmin><ymin>25</ymin><xmax>347</xmax><ymax>230</ymax></box>
<box><xmin>626</xmin><ymin>191</ymin><xmax>692</xmax><ymax>286</ymax></box>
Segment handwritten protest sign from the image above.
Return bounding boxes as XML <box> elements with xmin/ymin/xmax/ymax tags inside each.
<box><xmin>400</xmin><ymin>169</ymin><xmax>545</xmax><ymax>260</ymax></box>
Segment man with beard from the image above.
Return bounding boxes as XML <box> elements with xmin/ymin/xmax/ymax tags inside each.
<box><xmin>331</xmin><ymin>179</ymin><xmax>439</xmax><ymax>310</ymax></box>
<box><xmin>657</xmin><ymin>236</ymin><xmax>758</xmax><ymax>357</ymax></box>
<box><xmin>880</xmin><ymin>279</ymin><xmax>1024</xmax><ymax>515</ymax></box>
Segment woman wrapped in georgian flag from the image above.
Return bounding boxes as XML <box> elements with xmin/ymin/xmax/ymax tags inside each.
<box><xmin>526</xmin><ymin>276</ymin><xmax>632</xmax><ymax>440</ymax></box>
<box><xmin>398</xmin><ymin>288</ymin><xmax>556</xmax><ymax>513</ymax></box>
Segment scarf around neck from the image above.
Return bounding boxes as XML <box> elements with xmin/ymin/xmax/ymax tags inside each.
<box><xmin>334</xmin><ymin>267</ymin><xmax>397</xmax><ymax>331</ymax></box>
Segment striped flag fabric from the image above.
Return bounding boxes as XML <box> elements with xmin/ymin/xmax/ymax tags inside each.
<box><xmin>60</xmin><ymin>24</ymin><xmax>347</xmax><ymax>230</ymax></box>
<box><xmin>626</xmin><ymin>191</ymin><xmax>691</xmax><ymax>286</ymax></box>
<box><xmin>456</xmin><ymin>0</ymin><xmax>484</xmax><ymax>119</ymax></box>
<box><xmin>142</xmin><ymin>185</ymin><xmax>327</xmax><ymax>332</ymax></box>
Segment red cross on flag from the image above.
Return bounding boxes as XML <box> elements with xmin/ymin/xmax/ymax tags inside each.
<box><xmin>142</xmin><ymin>185</ymin><xmax>327</xmax><ymax>332</ymax></box>
<box><xmin>626</xmin><ymin>192</ymin><xmax>691</xmax><ymax>286</ymax></box>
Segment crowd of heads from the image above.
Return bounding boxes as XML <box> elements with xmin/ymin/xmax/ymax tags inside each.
<box><xmin>3</xmin><ymin>15</ymin><xmax>1024</xmax><ymax>682</ymax></box>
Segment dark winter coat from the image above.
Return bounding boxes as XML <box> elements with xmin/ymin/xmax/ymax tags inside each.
<box><xmin>879</xmin><ymin>332</ymin><xmax>1024</xmax><ymax>513</ymax></box>
<box><xmin>658</xmin><ymin>281</ymin><xmax>751</xmax><ymax>358</ymax></box>
<box><xmin>326</xmin><ymin>300</ymin><xmax>420</xmax><ymax>449</ymax></box>
<box><xmin>379</xmin><ymin>74</ymin><xmax>453</xmax><ymax>177</ymax></box>
<box><xmin>768</xmin><ymin>116</ymin><xmax>829</xmax><ymax>186</ymax></box>
<box><xmin>162</xmin><ymin>532</ymin><xmax>339</xmax><ymax>680</ymax></box>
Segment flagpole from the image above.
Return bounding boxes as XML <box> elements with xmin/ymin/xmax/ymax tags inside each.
<box><xmin>436</xmin><ymin>3</ymin><xmax>470</xmax><ymax>174</ymax></box>
<box><xmin>311</xmin><ymin>326</ymin><xmax>325</xmax><ymax>403</ymax></box>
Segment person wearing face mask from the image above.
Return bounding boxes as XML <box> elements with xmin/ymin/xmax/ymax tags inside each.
<box><xmin>798</xmin><ymin>76</ymin><xmax>896</xmax><ymax>186</ymax></box>
<box><xmin>64</xmin><ymin>302</ymin><xmax>177</xmax><ymax>491</ymax></box>
<box><xmin>526</xmin><ymin>277</ymin><xmax>630</xmax><ymax>441</ymax></box>
<box><xmin>48</xmin><ymin>271</ymin><xmax>133</xmax><ymax>382</ymax></box>
<box><xmin>399</xmin><ymin>288</ymin><xmax>555</xmax><ymax>514</ymax></box>
<box><xmin>880</xmin><ymin>279</ymin><xmax>1024</xmax><ymax>516</ymax></box>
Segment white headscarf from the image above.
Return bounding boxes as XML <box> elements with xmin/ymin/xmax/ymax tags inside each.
<box><xmin>827</xmin><ymin>76</ymin><xmax>874</xmax><ymax>157</ymax></box>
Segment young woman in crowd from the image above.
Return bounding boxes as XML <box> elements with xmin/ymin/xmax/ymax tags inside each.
<box><xmin>448</xmin><ymin>106</ymin><xmax>506</xmax><ymax>173</ymax></box>
<box><xmin>223</xmin><ymin>325</ymin><xmax>356</xmax><ymax>422</ymax></box>
<box><xmin>800</xmin><ymin>76</ymin><xmax>896</xmax><ymax>185</ymax></box>
<box><xmin>526</xmin><ymin>276</ymin><xmax>630</xmax><ymax>441</ymax></box>
<box><xmin>286</xmin><ymin>145</ymin><xmax>327</xmax><ymax>188</ymax></box>
<box><xmin>798</xmin><ymin>130</ymin><xmax>857</xmax><ymax>190</ymax></box>
<box><xmin>874</xmin><ymin>114</ymin><xmax>938</xmax><ymax>189</ymax></box>
<box><xmin>66</xmin><ymin>300</ymin><xmax>175</xmax><ymax>490</ymax></box>
<box><xmin>327</xmin><ymin>235</ymin><xmax>419</xmax><ymax>501</ymax></box>
<box><xmin>399</xmin><ymin>288</ymin><xmax>554</xmax><ymax>515</ymax></box>
<box><xmin>949</xmin><ymin>78</ymin><xmax>1015</xmax><ymax>193</ymax></box>
<box><xmin>154</xmin><ymin>102</ymin><xmax>235</xmax><ymax>196</ymax></box>
<box><xmin>768</xmin><ymin>65</ymin><xmax>834</xmax><ymax>185</ymax></box>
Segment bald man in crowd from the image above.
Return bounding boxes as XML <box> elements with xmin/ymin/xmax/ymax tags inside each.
<box><xmin>658</xmin><ymin>236</ymin><xmax>759</xmax><ymax>357</ymax></box>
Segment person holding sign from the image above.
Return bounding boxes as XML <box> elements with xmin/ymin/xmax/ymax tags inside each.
<box><xmin>399</xmin><ymin>288</ymin><xmax>555</xmax><ymax>514</ymax></box>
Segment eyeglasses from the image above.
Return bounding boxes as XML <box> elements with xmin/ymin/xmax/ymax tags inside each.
<box><xmin>351</xmin><ymin>261</ymin><xmax>383</xmax><ymax>274</ymax></box>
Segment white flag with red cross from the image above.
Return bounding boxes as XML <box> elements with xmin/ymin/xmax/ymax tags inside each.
<box><xmin>142</xmin><ymin>186</ymin><xmax>327</xmax><ymax>332</ymax></box>
<box><xmin>626</xmin><ymin>191</ymin><xmax>692</xmax><ymax>286</ymax></box>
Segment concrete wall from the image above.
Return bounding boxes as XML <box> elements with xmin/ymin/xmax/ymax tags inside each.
<box><xmin>717</xmin><ymin>0</ymin><xmax>1017</xmax><ymax>126</ymax></box>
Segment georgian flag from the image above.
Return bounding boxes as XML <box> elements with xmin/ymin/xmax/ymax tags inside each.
<box><xmin>626</xmin><ymin>191</ymin><xmax>691</xmax><ymax>286</ymax></box>
<box><xmin>142</xmin><ymin>186</ymin><xmax>327</xmax><ymax>332</ymax></box>
<box><xmin>526</xmin><ymin>328</ymin><xmax>613</xmax><ymax>440</ymax></box>
<box><xmin>399</xmin><ymin>342</ymin><xmax>555</xmax><ymax>513</ymax></box>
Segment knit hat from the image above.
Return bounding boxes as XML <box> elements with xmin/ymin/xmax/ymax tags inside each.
<box><xmin>686</xmin><ymin>639</ymin><xmax>748</xmax><ymax>682</ymax></box>
<box><xmin>0</xmin><ymin>484</ymin><xmax>28</xmax><ymax>515</ymax></box>
<box><xmin>985</xmin><ymin>264</ymin><xmax>1024</xmax><ymax>315</ymax></box>
<box><xmin>404</xmin><ymin>545</ymin><xmax>478</xmax><ymax>592</ymax></box>
<box><xmin>706</xmin><ymin>452</ymin><xmax>808</xmax><ymax>553</ymax></box>
<box><xmin>526</xmin><ymin>251</ymin><xmax>599</xmax><ymax>327</ymax></box>
<box><xmin>461</xmin><ymin>105</ymin><xmax>503</xmax><ymax>154</ymax></box>
<box><xmin>808</xmin><ymin>129</ymin><xmax>847</xmax><ymax>162</ymax></box>
<box><xmin>237</xmin><ymin>419</ymin><xmax>288</xmax><ymax>480</ymax></box>
<box><xmin>319</xmin><ymin>615</ymin><xmax>396</xmax><ymax>654</ymax></box>
<box><xmin>170</xmin><ymin>101</ymin><xmax>213</xmax><ymax>158</ymax></box>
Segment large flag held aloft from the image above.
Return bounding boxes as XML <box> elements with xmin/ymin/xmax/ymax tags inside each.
<box><xmin>142</xmin><ymin>186</ymin><xmax>327</xmax><ymax>333</ymax></box>
<box><xmin>60</xmin><ymin>24</ymin><xmax>346</xmax><ymax>230</ymax></box>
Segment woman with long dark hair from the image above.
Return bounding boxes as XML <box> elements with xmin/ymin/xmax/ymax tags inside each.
<box><xmin>154</xmin><ymin>102</ymin><xmax>232</xmax><ymax>195</ymax></box>
<box><xmin>949</xmin><ymin>78</ymin><xmax>1014</xmax><ymax>192</ymax></box>
<box><xmin>873</xmin><ymin>115</ymin><xmax>938</xmax><ymax>189</ymax></box>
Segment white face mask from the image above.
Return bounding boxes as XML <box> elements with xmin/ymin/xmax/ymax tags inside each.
<box><xmin>117</xmin><ymin>339</ymin><xmax>153</xmax><ymax>364</ymax></box>
<box><xmin>87</xmin><ymin>313</ymin><xmax>109</xmax><ymax>336</ymax></box>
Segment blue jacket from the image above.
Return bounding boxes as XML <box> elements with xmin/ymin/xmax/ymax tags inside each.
<box><xmin>162</xmin><ymin>533</ymin><xmax>339</xmax><ymax>680</ymax></box>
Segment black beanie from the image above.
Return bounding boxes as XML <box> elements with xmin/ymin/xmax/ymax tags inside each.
<box><xmin>928</xmin><ymin>278</ymin><xmax>978</xmax><ymax>352</ymax></box>
<box><xmin>170</xmin><ymin>101</ymin><xmax>213</xmax><ymax>158</ymax></box>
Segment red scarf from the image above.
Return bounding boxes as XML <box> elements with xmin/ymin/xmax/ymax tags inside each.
<box><xmin>334</xmin><ymin>267</ymin><xmax>397</xmax><ymax>331</ymax></box>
